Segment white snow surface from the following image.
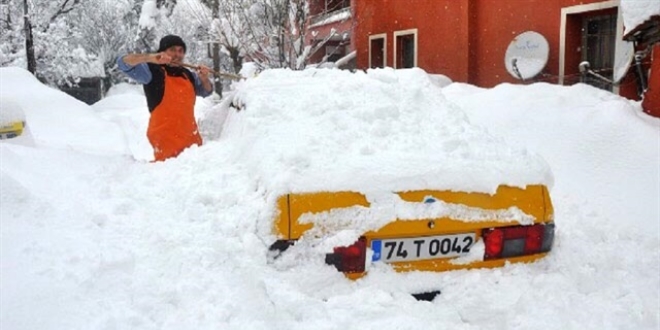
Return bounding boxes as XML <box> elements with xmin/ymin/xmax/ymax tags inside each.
<box><xmin>1</xmin><ymin>66</ymin><xmax>659</xmax><ymax>330</ymax></box>
<box><xmin>0</xmin><ymin>98</ymin><xmax>26</xmax><ymax>124</ymax></box>
<box><xmin>227</xmin><ymin>68</ymin><xmax>552</xmax><ymax>196</ymax></box>
<box><xmin>0</xmin><ymin>68</ymin><xmax>126</xmax><ymax>155</ymax></box>
<box><xmin>621</xmin><ymin>0</ymin><xmax>660</xmax><ymax>34</ymax></box>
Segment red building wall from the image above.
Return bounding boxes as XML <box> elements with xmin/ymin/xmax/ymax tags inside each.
<box><xmin>354</xmin><ymin>0</ymin><xmax>639</xmax><ymax>101</ymax></box>
<box><xmin>466</xmin><ymin>0</ymin><xmax>565</xmax><ymax>84</ymax></box>
<box><xmin>354</xmin><ymin>0</ymin><xmax>471</xmax><ymax>81</ymax></box>
<box><xmin>642</xmin><ymin>44</ymin><xmax>660</xmax><ymax>117</ymax></box>
<box><xmin>306</xmin><ymin>0</ymin><xmax>356</xmax><ymax>65</ymax></box>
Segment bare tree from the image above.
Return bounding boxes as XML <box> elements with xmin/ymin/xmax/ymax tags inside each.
<box><xmin>2</xmin><ymin>0</ymin><xmax>211</xmax><ymax>88</ymax></box>
<box><xmin>0</xmin><ymin>1</ymin><xmax>17</xmax><ymax>65</ymax></box>
<box><xmin>195</xmin><ymin>0</ymin><xmax>243</xmax><ymax>73</ymax></box>
<box><xmin>208</xmin><ymin>0</ymin><xmax>222</xmax><ymax>94</ymax></box>
<box><xmin>23</xmin><ymin>0</ymin><xmax>35</xmax><ymax>73</ymax></box>
<box><xmin>42</xmin><ymin>0</ymin><xmax>81</xmax><ymax>31</ymax></box>
<box><xmin>70</xmin><ymin>0</ymin><xmax>140</xmax><ymax>84</ymax></box>
<box><xmin>135</xmin><ymin>0</ymin><xmax>178</xmax><ymax>52</ymax></box>
<box><xmin>192</xmin><ymin>0</ymin><xmax>336</xmax><ymax>73</ymax></box>
<box><xmin>15</xmin><ymin>0</ymin><xmax>83</xmax><ymax>75</ymax></box>
<box><xmin>157</xmin><ymin>0</ymin><xmax>177</xmax><ymax>16</ymax></box>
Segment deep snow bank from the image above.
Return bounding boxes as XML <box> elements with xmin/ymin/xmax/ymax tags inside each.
<box><xmin>223</xmin><ymin>68</ymin><xmax>553</xmax><ymax>195</ymax></box>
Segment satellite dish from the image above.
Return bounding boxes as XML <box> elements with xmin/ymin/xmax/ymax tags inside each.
<box><xmin>504</xmin><ymin>31</ymin><xmax>549</xmax><ymax>80</ymax></box>
<box><xmin>613</xmin><ymin>39</ymin><xmax>635</xmax><ymax>84</ymax></box>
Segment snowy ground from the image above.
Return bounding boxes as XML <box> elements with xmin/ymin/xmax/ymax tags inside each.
<box><xmin>1</xmin><ymin>66</ymin><xmax>659</xmax><ymax>329</ymax></box>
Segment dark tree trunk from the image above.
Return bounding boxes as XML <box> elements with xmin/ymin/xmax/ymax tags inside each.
<box><xmin>212</xmin><ymin>43</ymin><xmax>222</xmax><ymax>97</ymax></box>
<box><xmin>211</xmin><ymin>0</ymin><xmax>222</xmax><ymax>97</ymax></box>
<box><xmin>23</xmin><ymin>0</ymin><xmax>36</xmax><ymax>74</ymax></box>
<box><xmin>228</xmin><ymin>47</ymin><xmax>242</xmax><ymax>75</ymax></box>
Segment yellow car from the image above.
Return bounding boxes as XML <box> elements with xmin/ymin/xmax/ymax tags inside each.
<box><xmin>0</xmin><ymin>121</ymin><xmax>25</xmax><ymax>140</ymax></box>
<box><xmin>228</xmin><ymin>68</ymin><xmax>555</xmax><ymax>280</ymax></box>
<box><xmin>269</xmin><ymin>185</ymin><xmax>554</xmax><ymax>279</ymax></box>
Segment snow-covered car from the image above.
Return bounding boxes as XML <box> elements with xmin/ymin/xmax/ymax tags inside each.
<box><xmin>0</xmin><ymin>98</ymin><xmax>26</xmax><ymax>140</ymax></box>
<box><xmin>222</xmin><ymin>68</ymin><xmax>555</xmax><ymax>279</ymax></box>
<box><xmin>0</xmin><ymin>121</ymin><xmax>25</xmax><ymax>139</ymax></box>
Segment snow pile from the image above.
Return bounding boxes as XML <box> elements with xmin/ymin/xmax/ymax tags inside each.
<box><xmin>105</xmin><ymin>82</ymin><xmax>145</xmax><ymax>97</ymax></box>
<box><xmin>91</xmin><ymin>84</ymin><xmax>152</xmax><ymax>160</ymax></box>
<box><xmin>299</xmin><ymin>195</ymin><xmax>535</xmax><ymax>236</ymax></box>
<box><xmin>621</xmin><ymin>0</ymin><xmax>660</xmax><ymax>34</ymax></box>
<box><xmin>0</xmin><ymin>98</ymin><xmax>26</xmax><ymax>124</ymax></box>
<box><xmin>0</xmin><ymin>97</ymin><xmax>33</xmax><ymax>145</ymax></box>
<box><xmin>239</xmin><ymin>62</ymin><xmax>261</xmax><ymax>79</ymax></box>
<box><xmin>1</xmin><ymin>67</ymin><xmax>658</xmax><ymax>330</ymax></box>
<box><xmin>0</xmin><ymin>68</ymin><xmax>127</xmax><ymax>155</ymax></box>
<box><xmin>94</xmin><ymin>82</ymin><xmax>219</xmax><ymax>161</ymax></box>
<box><xmin>442</xmin><ymin>82</ymin><xmax>660</xmax><ymax>228</ymax></box>
<box><xmin>225</xmin><ymin>68</ymin><xmax>553</xmax><ymax>196</ymax></box>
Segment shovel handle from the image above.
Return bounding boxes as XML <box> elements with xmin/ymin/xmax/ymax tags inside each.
<box><xmin>179</xmin><ymin>63</ymin><xmax>245</xmax><ymax>80</ymax></box>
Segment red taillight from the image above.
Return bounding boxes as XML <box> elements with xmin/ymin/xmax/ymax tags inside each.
<box><xmin>503</xmin><ymin>226</ymin><xmax>527</xmax><ymax>239</ymax></box>
<box><xmin>483</xmin><ymin>223</ymin><xmax>554</xmax><ymax>260</ymax></box>
<box><xmin>524</xmin><ymin>224</ymin><xmax>544</xmax><ymax>253</ymax></box>
<box><xmin>325</xmin><ymin>237</ymin><xmax>367</xmax><ymax>273</ymax></box>
<box><xmin>337</xmin><ymin>245</ymin><xmax>362</xmax><ymax>258</ymax></box>
<box><xmin>484</xmin><ymin>228</ymin><xmax>504</xmax><ymax>258</ymax></box>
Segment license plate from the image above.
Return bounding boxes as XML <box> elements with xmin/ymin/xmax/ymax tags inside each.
<box><xmin>371</xmin><ymin>233</ymin><xmax>476</xmax><ymax>263</ymax></box>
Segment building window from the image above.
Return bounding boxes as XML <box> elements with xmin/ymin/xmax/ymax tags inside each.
<box><xmin>394</xmin><ymin>29</ymin><xmax>417</xmax><ymax>69</ymax></box>
<box><xmin>581</xmin><ymin>14</ymin><xmax>617</xmax><ymax>91</ymax></box>
<box><xmin>369</xmin><ymin>34</ymin><xmax>386</xmax><ymax>68</ymax></box>
<box><xmin>324</xmin><ymin>0</ymin><xmax>350</xmax><ymax>13</ymax></box>
<box><xmin>326</xmin><ymin>45</ymin><xmax>344</xmax><ymax>62</ymax></box>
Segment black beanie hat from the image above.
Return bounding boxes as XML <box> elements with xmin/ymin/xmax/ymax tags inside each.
<box><xmin>157</xmin><ymin>35</ymin><xmax>186</xmax><ymax>53</ymax></box>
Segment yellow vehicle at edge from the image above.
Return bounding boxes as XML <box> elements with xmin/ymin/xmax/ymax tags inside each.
<box><xmin>0</xmin><ymin>121</ymin><xmax>25</xmax><ymax>139</ymax></box>
<box><xmin>270</xmin><ymin>184</ymin><xmax>555</xmax><ymax>279</ymax></box>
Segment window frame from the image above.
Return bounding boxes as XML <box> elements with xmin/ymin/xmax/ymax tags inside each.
<box><xmin>369</xmin><ymin>33</ymin><xmax>387</xmax><ymax>69</ymax></box>
<box><xmin>324</xmin><ymin>0</ymin><xmax>350</xmax><ymax>13</ymax></box>
<box><xmin>580</xmin><ymin>13</ymin><xmax>617</xmax><ymax>90</ymax></box>
<box><xmin>558</xmin><ymin>0</ymin><xmax>624</xmax><ymax>93</ymax></box>
<box><xmin>393</xmin><ymin>29</ymin><xmax>418</xmax><ymax>69</ymax></box>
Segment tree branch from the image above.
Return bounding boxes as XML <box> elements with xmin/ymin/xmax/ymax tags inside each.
<box><xmin>43</xmin><ymin>0</ymin><xmax>81</xmax><ymax>32</ymax></box>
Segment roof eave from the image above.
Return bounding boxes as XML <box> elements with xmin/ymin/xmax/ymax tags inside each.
<box><xmin>624</xmin><ymin>15</ymin><xmax>660</xmax><ymax>45</ymax></box>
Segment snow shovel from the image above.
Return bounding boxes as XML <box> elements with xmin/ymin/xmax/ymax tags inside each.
<box><xmin>180</xmin><ymin>63</ymin><xmax>245</xmax><ymax>81</ymax></box>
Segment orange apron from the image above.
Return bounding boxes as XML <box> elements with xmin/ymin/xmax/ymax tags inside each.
<box><xmin>147</xmin><ymin>68</ymin><xmax>202</xmax><ymax>161</ymax></box>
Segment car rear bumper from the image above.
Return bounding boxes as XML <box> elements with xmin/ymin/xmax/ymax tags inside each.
<box><xmin>344</xmin><ymin>252</ymin><xmax>550</xmax><ymax>280</ymax></box>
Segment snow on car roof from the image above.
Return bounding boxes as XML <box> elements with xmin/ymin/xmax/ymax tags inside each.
<box><xmin>222</xmin><ymin>67</ymin><xmax>553</xmax><ymax>196</ymax></box>
<box><xmin>0</xmin><ymin>67</ymin><xmax>126</xmax><ymax>155</ymax></box>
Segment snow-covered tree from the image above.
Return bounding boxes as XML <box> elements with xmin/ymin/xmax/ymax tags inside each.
<box><xmin>135</xmin><ymin>0</ymin><xmax>179</xmax><ymax>52</ymax></box>
<box><xmin>1</xmin><ymin>0</ymin><xmax>212</xmax><ymax>88</ymax></box>
<box><xmin>0</xmin><ymin>0</ymin><xmax>24</xmax><ymax>68</ymax></box>
<box><xmin>219</xmin><ymin>0</ymin><xmax>310</xmax><ymax>70</ymax></box>
<box><xmin>27</xmin><ymin>0</ymin><xmax>83</xmax><ymax>74</ymax></box>
<box><xmin>67</xmin><ymin>0</ymin><xmax>139</xmax><ymax>84</ymax></box>
<box><xmin>193</xmin><ymin>0</ymin><xmax>334</xmax><ymax>72</ymax></box>
<box><xmin>0</xmin><ymin>0</ymin><xmax>104</xmax><ymax>84</ymax></box>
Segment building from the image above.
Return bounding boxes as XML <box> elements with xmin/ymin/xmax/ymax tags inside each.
<box><xmin>307</xmin><ymin>0</ymin><xmax>356</xmax><ymax>68</ymax></box>
<box><xmin>621</xmin><ymin>0</ymin><xmax>660</xmax><ymax>116</ymax></box>
<box><xmin>353</xmin><ymin>0</ymin><xmax>659</xmax><ymax>117</ymax></box>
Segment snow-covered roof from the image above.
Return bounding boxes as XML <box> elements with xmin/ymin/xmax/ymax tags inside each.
<box><xmin>223</xmin><ymin>68</ymin><xmax>552</xmax><ymax>196</ymax></box>
<box><xmin>309</xmin><ymin>7</ymin><xmax>351</xmax><ymax>28</ymax></box>
<box><xmin>620</xmin><ymin>0</ymin><xmax>660</xmax><ymax>35</ymax></box>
